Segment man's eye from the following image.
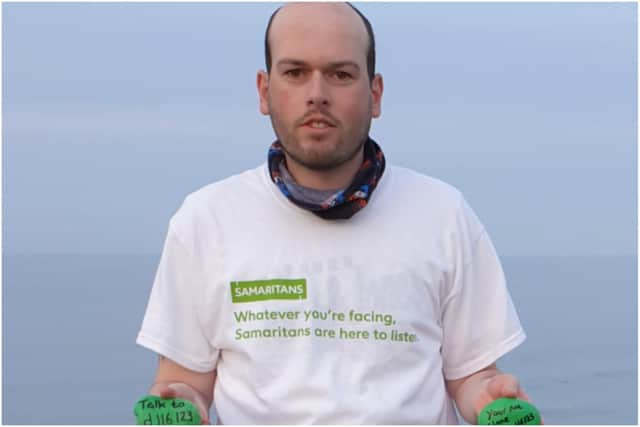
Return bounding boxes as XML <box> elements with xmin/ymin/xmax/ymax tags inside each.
<box><xmin>330</xmin><ymin>71</ymin><xmax>354</xmax><ymax>82</ymax></box>
<box><xmin>284</xmin><ymin>69</ymin><xmax>303</xmax><ymax>78</ymax></box>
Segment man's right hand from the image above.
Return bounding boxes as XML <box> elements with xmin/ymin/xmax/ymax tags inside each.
<box><xmin>149</xmin><ymin>356</ymin><xmax>217</xmax><ymax>425</ymax></box>
<box><xmin>149</xmin><ymin>382</ymin><xmax>211</xmax><ymax>424</ymax></box>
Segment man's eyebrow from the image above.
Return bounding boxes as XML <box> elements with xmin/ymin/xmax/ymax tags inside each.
<box><xmin>276</xmin><ymin>59</ymin><xmax>308</xmax><ymax>67</ymax></box>
<box><xmin>276</xmin><ymin>59</ymin><xmax>361</xmax><ymax>70</ymax></box>
<box><xmin>326</xmin><ymin>61</ymin><xmax>361</xmax><ymax>70</ymax></box>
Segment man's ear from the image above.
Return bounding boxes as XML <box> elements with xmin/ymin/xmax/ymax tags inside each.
<box><xmin>371</xmin><ymin>73</ymin><xmax>383</xmax><ymax>118</ymax></box>
<box><xmin>257</xmin><ymin>70</ymin><xmax>270</xmax><ymax>115</ymax></box>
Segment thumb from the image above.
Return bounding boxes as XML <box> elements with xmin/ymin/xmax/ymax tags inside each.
<box><xmin>157</xmin><ymin>385</ymin><xmax>178</xmax><ymax>399</ymax></box>
<box><xmin>166</xmin><ymin>383</ymin><xmax>211</xmax><ymax>425</ymax></box>
<box><xmin>149</xmin><ymin>383</ymin><xmax>177</xmax><ymax>399</ymax></box>
<box><xmin>148</xmin><ymin>383</ymin><xmax>211</xmax><ymax>424</ymax></box>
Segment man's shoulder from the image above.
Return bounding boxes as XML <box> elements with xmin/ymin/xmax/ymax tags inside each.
<box><xmin>169</xmin><ymin>164</ymin><xmax>266</xmax><ymax>226</ymax></box>
<box><xmin>386</xmin><ymin>164</ymin><xmax>485</xmax><ymax>238</ymax></box>
<box><xmin>184</xmin><ymin>163</ymin><xmax>266</xmax><ymax>205</ymax></box>
<box><xmin>387</xmin><ymin>164</ymin><xmax>463</xmax><ymax>206</ymax></box>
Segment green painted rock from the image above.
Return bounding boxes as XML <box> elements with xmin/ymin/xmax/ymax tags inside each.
<box><xmin>134</xmin><ymin>395</ymin><xmax>201</xmax><ymax>425</ymax></box>
<box><xmin>478</xmin><ymin>398</ymin><xmax>541</xmax><ymax>425</ymax></box>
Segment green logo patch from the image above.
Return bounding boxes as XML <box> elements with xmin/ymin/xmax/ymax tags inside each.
<box><xmin>230</xmin><ymin>279</ymin><xmax>307</xmax><ymax>303</ymax></box>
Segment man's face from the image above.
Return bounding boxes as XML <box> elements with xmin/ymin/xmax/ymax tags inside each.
<box><xmin>258</xmin><ymin>3</ymin><xmax>383</xmax><ymax>172</ymax></box>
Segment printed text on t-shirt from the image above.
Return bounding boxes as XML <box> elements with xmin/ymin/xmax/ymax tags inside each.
<box><xmin>232</xmin><ymin>308</ymin><xmax>417</xmax><ymax>343</ymax></box>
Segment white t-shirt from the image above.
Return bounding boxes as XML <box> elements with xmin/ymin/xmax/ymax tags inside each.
<box><xmin>137</xmin><ymin>163</ymin><xmax>526</xmax><ymax>424</ymax></box>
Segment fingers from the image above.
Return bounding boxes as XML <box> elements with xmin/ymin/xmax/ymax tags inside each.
<box><xmin>485</xmin><ymin>376</ymin><xmax>543</xmax><ymax>424</ymax></box>
<box><xmin>518</xmin><ymin>389</ymin><xmax>531</xmax><ymax>402</ymax></box>
<box><xmin>487</xmin><ymin>374</ymin><xmax>521</xmax><ymax>399</ymax></box>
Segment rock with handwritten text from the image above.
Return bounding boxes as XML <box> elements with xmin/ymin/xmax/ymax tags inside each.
<box><xmin>478</xmin><ymin>398</ymin><xmax>541</xmax><ymax>425</ymax></box>
<box><xmin>134</xmin><ymin>395</ymin><xmax>201</xmax><ymax>425</ymax></box>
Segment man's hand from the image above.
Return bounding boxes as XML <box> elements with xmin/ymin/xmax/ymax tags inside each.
<box><xmin>446</xmin><ymin>364</ymin><xmax>539</xmax><ymax>424</ymax></box>
<box><xmin>148</xmin><ymin>356</ymin><xmax>217</xmax><ymax>425</ymax></box>
<box><xmin>149</xmin><ymin>382</ymin><xmax>211</xmax><ymax>425</ymax></box>
<box><xmin>470</xmin><ymin>373</ymin><xmax>530</xmax><ymax>416</ymax></box>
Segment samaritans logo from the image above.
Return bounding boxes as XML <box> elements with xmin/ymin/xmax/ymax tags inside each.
<box><xmin>230</xmin><ymin>279</ymin><xmax>307</xmax><ymax>303</ymax></box>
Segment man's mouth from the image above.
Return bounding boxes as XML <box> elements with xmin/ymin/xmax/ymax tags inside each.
<box><xmin>301</xmin><ymin>115</ymin><xmax>336</xmax><ymax>129</ymax></box>
<box><xmin>306</xmin><ymin>121</ymin><xmax>331</xmax><ymax>129</ymax></box>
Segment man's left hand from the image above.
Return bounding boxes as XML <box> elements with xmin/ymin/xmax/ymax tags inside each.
<box><xmin>446</xmin><ymin>364</ymin><xmax>540</xmax><ymax>424</ymax></box>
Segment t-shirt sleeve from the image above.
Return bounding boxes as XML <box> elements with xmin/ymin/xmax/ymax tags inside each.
<box><xmin>440</xmin><ymin>199</ymin><xmax>526</xmax><ymax>380</ymax></box>
<box><xmin>136</xmin><ymin>223</ymin><xmax>219</xmax><ymax>373</ymax></box>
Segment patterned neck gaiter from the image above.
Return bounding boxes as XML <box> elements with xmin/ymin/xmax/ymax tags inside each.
<box><xmin>268</xmin><ymin>137</ymin><xmax>386</xmax><ymax>220</ymax></box>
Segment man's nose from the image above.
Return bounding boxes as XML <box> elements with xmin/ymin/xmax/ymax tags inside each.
<box><xmin>306</xmin><ymin>72</ymin><xmax>330</xmax><ymax>107</ymax></box>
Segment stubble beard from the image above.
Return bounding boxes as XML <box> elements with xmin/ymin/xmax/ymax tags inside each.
<box><xmin>269</xmin><ymin>114</ymin><xmax>372</xmax><ymax>172</ymax></box>
<box><xmin>281</xmin><ymin>134</ymin><xmax>368</xmax><ymax>172</ymax></box>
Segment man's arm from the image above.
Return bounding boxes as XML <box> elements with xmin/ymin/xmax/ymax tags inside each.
<box><xmin>149</xmin><ymin>356</ymin><xmax>217</xmax><ymax>424</ymax></box>
<box><xmin>446</xmin><ymin>363</ymin><xmax>531</xmax><ymax>425</ymax></box>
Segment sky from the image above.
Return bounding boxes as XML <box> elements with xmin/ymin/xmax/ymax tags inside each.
<box><xmin>3</xmin><ymin>2</ymin><xmax>637</xmax><ymax>256</ymax></box>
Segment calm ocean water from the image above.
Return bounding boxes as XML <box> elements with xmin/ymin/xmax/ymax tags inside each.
<box><xmin>3</xmin><ymin>254</ymin><xmax>637</xmax><ymax>424</ymax></box>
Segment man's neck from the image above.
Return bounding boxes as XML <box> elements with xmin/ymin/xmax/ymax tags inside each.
<box><xmin>284</xmin><ymin>147</ymin><xmax>364</xmax><ymax>191</ymax></box>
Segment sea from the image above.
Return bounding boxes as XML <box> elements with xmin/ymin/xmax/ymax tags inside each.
<box><xmin>2</xmin><ymin>254</ymin><xmax>637</xmax><ymax>424</ymax></box>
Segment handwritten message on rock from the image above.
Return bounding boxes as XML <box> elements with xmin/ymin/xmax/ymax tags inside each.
<box><xmin>477</xmin><ymin>398</ymin><xmax>541</xmax><ymax>425</ymax></box>
<box><xmin>134</xmin><ymin>395</ymin><xmax>201</xmax><ymax>425</ymax></box>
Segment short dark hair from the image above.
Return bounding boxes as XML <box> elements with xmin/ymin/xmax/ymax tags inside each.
<box><xmin>264</xmin><ymin>2</ymin><xmax>376</xmax><ymax>82</ymax></box>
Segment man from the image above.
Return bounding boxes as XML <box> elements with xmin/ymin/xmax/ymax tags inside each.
<box><xmin>137</xmin><ymin>3</ymin><xmax>533</xmax><ymax>424</ymax></box>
